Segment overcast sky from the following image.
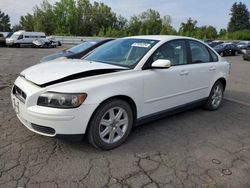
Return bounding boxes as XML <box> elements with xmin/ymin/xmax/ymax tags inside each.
<box><xmin>1</xmin><ymin>0</ymin><xmax>250</xmax><ymax>30</ymax></box>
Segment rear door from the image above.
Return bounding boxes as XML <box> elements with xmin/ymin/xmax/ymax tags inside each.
<box><xmin>183</xmin><ymin>40</ymin><xmax>218</xmax><ymax>101</ymax></box>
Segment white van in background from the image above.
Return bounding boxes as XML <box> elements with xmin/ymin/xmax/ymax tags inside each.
<box><xmin>6</xmin><ymin>30</ymin><xmax>46</xmax><ymax>47</ymax></box>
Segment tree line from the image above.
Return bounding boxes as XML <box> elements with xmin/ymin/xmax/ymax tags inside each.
<box><xmin>1</xmin><ymin>0</ymin><xmax>250</xmax><ymax>40</ymax></box>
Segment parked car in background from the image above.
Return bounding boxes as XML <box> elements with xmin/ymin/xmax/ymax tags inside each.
<box><xmin>6</xmin><ymin>30</ymin><xmax>46</xmax><ymax>47</ymax></box>
<box><xmin>213</xmin><ymin>43</ymin><xmax>239</xmax><ymax>56</ymax></box>
<box><xmin>0</xmin><ymin>32</ymin><xmax>14</xmax><ymax>46</ymax></box>
<box><xmin>237</xmin><ymin>41</ymin><xmax>250</xmax><ymax>48</ymax></box>
<box><xmin>11</xmin><ymin>35</ymin><xmax>230</xmax><ymax>149</ymax></box>
<box><xmin>207</xmin><ymin>41</ymin><xmax>224</xmax><ymax>48</ymax></box>
<box><xmin>240</xmin><ymin>43</ymin><xmax>250</xmax><ymax>55</ymax></box>
<box><xmin>231</xmin><ymin>41</ymin><xmax>240</xmax><ymax>45</ymax></box>
<box><xmin>243</xmin><ymin>46</ymin><xmax>250</xmax><ymax>60</ymax></box>
<box><xmin>203</xmin><ymin>39</ymin><xmax>213</xmax><ymax>43</ymax></box>
<box><xmin>46</xmin><ymin>36</ymin><xmax>62</xmax><ymax>46</ymax></box>
<box><xmin>0</xmin><ymin>33</ymin><xmax>5</xmax><ymax>46</ymax></box>
<box><xmin>40</xmin><ymin>38</ymin><xmax>114</xmax><ymax>63</ymax></box>
<box><xmin>236</xmin><ymin>41</ymin><xmax>250</xmax><ymax>53</ymax></box>
<box><xmin>5</xmin><ymin>32</ymin><xmax>14</xmax><ymax>39</ymax></box>
<box><xmin>33</xmin><ymin>38</ymin><xmax>58</xmax><ymax>48</ymax></box>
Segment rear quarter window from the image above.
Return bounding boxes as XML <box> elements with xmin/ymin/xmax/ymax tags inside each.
<box><xmin>208</xmin><ymin>47</ymin><xmax>219</xmax><ymax>62</ymax></box>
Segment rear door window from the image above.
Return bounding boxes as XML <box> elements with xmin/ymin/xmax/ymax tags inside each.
<box><xmin>189</xmin><ymin>40</ymin><xmax>210</xmax><ymax>63</ymax></box>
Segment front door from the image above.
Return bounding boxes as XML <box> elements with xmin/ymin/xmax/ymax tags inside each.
<box><xmin>142</xmin><ymin>40</ymin><xmax>191</xmax><ymax>116</ymax></box>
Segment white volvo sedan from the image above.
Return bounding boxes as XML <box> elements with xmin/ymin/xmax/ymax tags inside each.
<box><xmin>11</xmin><ymin>35</ymin><xmax>230</xmax><ymax>149</ymax></box>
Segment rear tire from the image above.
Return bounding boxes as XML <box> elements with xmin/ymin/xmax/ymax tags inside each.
<box><xmin>204</xmin><ymin>81</ymin><xmax>224</xmax><ymax>111</ymax></box>
<box><xmin>220</xmin><ymin>52</ymin><xmax>224</xmax><ymax>57</ymax></box>
<box><xmin>87</xmin><ymin>99</ymin><xmax>133</xmax><ymax>150</ymax></box>
<box><xmin>234</xmin><ymin>51</ymin><xmax>238</xmax><ymax>56</ymax></box>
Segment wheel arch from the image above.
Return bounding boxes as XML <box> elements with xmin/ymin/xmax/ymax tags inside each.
<box><xmin>86</xmin><ymin>95</ymin><xmax>138</xmax><ymax>133</ymax></box>
<box><xmin>216</xmin><ymin>77</ymin><xmax>227</xmax><ymax>90</ymax></box>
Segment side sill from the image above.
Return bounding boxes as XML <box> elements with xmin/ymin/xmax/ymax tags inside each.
<box><xmin>135</xmin><ymin>98</ymin><xmax>208</xmax><ymax>126</ymax></box>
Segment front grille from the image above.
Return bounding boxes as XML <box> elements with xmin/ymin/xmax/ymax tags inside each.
<box><xmin>31</xmin><ymin>124</ymin><xmax>56</xmax><ymax>135</ymax></box>
<box><xmin>13</xmin><ymin>85</ymin><xmax>26</xmax><ymax>103</ymax></box>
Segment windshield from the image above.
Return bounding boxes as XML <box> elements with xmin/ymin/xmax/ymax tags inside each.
<box><xmin>84</xmin><ymin>38</ymin><xmax>158</xmax><ymax>68</ymax></box>
<box><xmin>67</xmin><ymin>41</ymin><xmax>98</xmax><ymax>53</ymax></box>
<box><xmin>10</xmin><ymin>34</ymin><xmax>19</xmax><ymax>40</ymax></box>
<box><xmin>6</xmin><ymin>32</ymin><xmax>13</xmax><ymax>38</ymax></box>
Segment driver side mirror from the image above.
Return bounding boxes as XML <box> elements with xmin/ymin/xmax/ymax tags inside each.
<box><xmin>151</xmin><ymin>59</ymin><xmax>171</xmax><ymax>69</ymax></box>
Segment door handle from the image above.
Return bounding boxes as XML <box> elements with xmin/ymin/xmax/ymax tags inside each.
<box><xmin>179</xmin><ymin>70</ymin><xmax>189</xmax><ymax>76</ymax></box>
<box><xmin>209</xmin><ymin>66</ymin><xmax>216</xmax><ymax>71</ymax></box>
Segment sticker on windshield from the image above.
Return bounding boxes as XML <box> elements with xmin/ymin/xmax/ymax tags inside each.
<box><xmin>132</xmin><ymin>43</ymin><xmax>151</xmax><ymax>48</ymax></box>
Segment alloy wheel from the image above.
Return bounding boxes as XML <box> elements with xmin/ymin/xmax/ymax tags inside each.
<box><xmin>99</xmin><ymin>107</ymin><xmax>129</xmax><ymax>144</ymax></box>
<box><xmin>211</xmin><ymin>85</ymin><xmax>223</xmax><ymax>108</ymax></box>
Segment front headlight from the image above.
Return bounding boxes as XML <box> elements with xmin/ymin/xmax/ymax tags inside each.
<box><xmin>37</xmin><ymin>92</ymin><xmax>87</xmax><ymax>108</ymax></box>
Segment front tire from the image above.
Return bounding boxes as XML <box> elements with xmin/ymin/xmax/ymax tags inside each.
<box><xmin>87</xmin><ymin>99</ymin><xmax>133</xmax><ymax>150</ymax></box>
<box><xmin>220</xmin><ymin>52</ymin><xmax>224</xmax><ymax>57</ymax></box>
<box><xmin>204</xmin><ymin>81</ymin><xmax>224</xmax><ymax>111</ymax></box>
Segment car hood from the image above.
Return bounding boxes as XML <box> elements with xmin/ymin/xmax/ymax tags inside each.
<box><xmin>40</xmin><ymin>51</ymin><xmax>72</xmax><ymax>63</ymax></box>
<box><xmin>21</xmin><ymin>59</ymin><xmax>127</xmax><ymax>87</ymax></box>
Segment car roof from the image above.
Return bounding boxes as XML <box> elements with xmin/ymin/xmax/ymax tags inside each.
<box><xmin>124</xmin><ymin>35</ymin><xmax>194</xmax><ymax>42</ymax></box>
<box><xmin>82</xmin><ymin>38</ymin><xmax>114</xmax><ymax>43</ymax></box>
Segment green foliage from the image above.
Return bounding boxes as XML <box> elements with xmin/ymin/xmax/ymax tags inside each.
<box><xmin>160</xmin><ymin>16</ymin><xmax>177</xmax><ymax>35</ymax></box>
<box><xmin>195</xmin><ymin>26</ymin><xmax>217</xmax><ymax>39</ymax></box>
<box><xmin>20</xmin><ymin>14</ymin><xmax>34</xmax><ymax>31</ymax></box>
<box><xmin>33</xmin><ymin>0</ymin><xmax>56</xmax><ymax>35</ymax></box>
<box><xmin>228</xmin><ymin>2</ymin><xmax>250</xmax><ymax>32</ymax></box>
<box><xmin>13</xmin><ymin>0</ymin><xmax>250</xmax><ymax>40</ymax></box>
<box><xmin>75</xmin><ymin>0</ymin><xmax>92</xmax><ymax>35</ymax></box>
<box><xmin>128</xmin><ymin>16</ymin><xmax>141</xmax><ymax>36</ymax></box>
<box><xmin>178</xmin><ymin>18</ymin><xmax>218</xmax><ymax>39</ymax></box>
<box><xmin>12</xmin><ymin>24</ymin><xmax>22</xmax><ymax>32</ymax></box>
<box><xmin>179</xmin><ymin>18</ymin><xmax>197</xmax><ymax>37</ymax></box>
<box><xmin>98</xmin><ymin>26</ymin><xmax>127</xmax><ymax>37</ymax></box>
<box><xmin>225</xmin><ymin>30</ymin><xmax>250</xmax><ymax>40</ymax></box>
<box><xmin>0</xmin><ymin>10</ymin><xmax>11</xmax><ymax>31</ymax></box>
<box><xmin>53</xmin><ymin>0</ymin><xmax>77</xmax><ymax>35</ymax></box>
<box><xmin>128</xmin><ymin>10</ymin><xmax>177</xmax><ymax>36</ymax></box>
<box><xmin>129</xmin><ymin>9</ymin><xmax>162</xmax><ymax>35</ymax></box>
<box><xmin>139</xmin><ymin>9</ymin><xmax>162</xmax><ymax>35</ymax></box>
<box><xmin>219</xmin><ymin>29</ymin><xmax>227</xmax><ymax>37</ymax></box>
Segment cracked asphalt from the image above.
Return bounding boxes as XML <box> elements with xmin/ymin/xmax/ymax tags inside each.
<box><xmin>0</xmin><ymin>46</ymin><xmax>250</xmax><ymax>188</ymax></box>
